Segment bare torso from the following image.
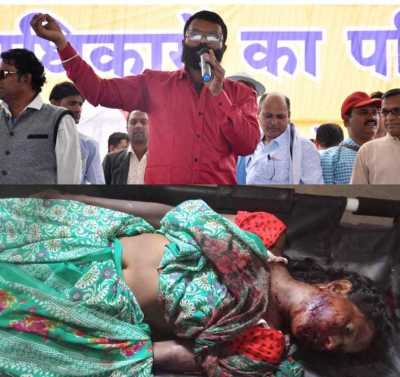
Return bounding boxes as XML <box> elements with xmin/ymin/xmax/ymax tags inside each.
<box><xmin>120</xmin><ymin>233</ymin><xmax>174</xmax><ymax>338</ymax></box>
<box><xmin>120</xmin><ymin>232</ymin><xmax>283</xmax><ymax>339</ymax></box>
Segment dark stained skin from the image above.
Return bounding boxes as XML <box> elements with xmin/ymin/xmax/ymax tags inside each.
<box><xmin>121</xmin><ymin>232</ymin><xmax>375</xmax><ymax>357</ymax></box>
<box><xmin>292</xmin><ymin>294</ymin><xmax>342</xmax><ymax>350</ymax></box>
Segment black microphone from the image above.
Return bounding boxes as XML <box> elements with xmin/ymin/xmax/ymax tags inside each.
<box><xmin>198</xmin><ymin>47</ymin><xmax>213</xmax><ymax>82</ymax></box>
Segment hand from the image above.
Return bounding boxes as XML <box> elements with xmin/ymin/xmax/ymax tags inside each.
<box><xmin>268</xmin><ymin>254</ymin><xmax>288</xmax><ymax>264</ymax></box>
<box><xmin>30</xmin><ymin>13</ymin><xmax>67</xmax><ymax>50</ymax></box>
<box><xmin>268</xmin><ymin>233</ymin><xmax>288</xmax><ymax>264</ymax></box>
<box><xmin>203</xmin><ymin>49</ymin><xmax>225</xmax><ymax>96</ymax></box>
<box><xmin>153</xmin><ymin>340</ymin><xmax>201</xmax><ymax>374</ymax></box>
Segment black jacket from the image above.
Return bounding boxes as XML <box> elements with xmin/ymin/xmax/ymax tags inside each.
<box><xmin>102</xmin><ymin>150</ymin><xmax>130</xmax><ymax>184</ymax></box>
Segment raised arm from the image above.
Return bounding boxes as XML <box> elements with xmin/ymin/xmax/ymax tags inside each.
<box><xmin>30</xmin><ymin>13</ymin><xmax>147</xmax><ymax>111</ymax></box>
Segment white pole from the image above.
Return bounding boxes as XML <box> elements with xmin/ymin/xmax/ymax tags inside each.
<box><xmin>345</xmin><ymin>198</ymin><xmax>360</xmax><ymax>212</ymax></box>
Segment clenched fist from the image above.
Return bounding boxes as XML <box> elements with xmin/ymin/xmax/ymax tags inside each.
<box><xmin>30</xmin><ymin>13</ymin><xmax>67</xmax><ymax>50</ymax></box>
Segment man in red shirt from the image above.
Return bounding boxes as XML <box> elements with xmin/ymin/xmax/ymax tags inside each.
<box><xmin>31</xmin><ymin>10</ymin><xmax>260</xmax><ymax>184</ymax></box>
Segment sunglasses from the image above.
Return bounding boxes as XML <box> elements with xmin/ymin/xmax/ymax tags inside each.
<box><xmin>0</xmin><ymin>69</ymin><xmax>18</xmax><ymax>80</ymax></box>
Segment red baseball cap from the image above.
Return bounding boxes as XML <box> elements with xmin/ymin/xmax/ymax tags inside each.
<box><xmin>341</xmin><ymin>92</ymin><xmax>382</xmax><ymax>120</ymax></box>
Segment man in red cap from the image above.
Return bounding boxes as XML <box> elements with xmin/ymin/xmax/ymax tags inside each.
<box><xmin>320</xmin><ymin>91</ymin><xmax>381</xmax><ymax>184</ymax></box>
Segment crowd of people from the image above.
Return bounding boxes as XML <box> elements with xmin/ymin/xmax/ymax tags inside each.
<box><xmin>0</xmin><ymin>9</ymin><xmax>399</xmax><ymax>184</ymax></box>
<box><xmin>0</xmin><ymin>8</ymin><xmax>398</xmax><ymax>376</ymax></box>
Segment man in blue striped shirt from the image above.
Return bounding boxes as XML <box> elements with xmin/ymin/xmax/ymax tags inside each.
<box><xmin>320</xmin><ymin>92</ymin><xmax>381</xmax><ymax>184</ymax></box>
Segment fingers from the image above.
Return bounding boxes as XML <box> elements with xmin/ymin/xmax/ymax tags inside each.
<box><xmin>202</xmin><ymin>49</ymin><xmax>225</xmax><ymax>95</ymax></box>
<box><xmin>30</xmin><ymin>13</ymin><xmax>59</xmax><ymax>33</ymax></box>
<box><xmin>30</xmin><ymin>13</ymin><xmax>45</xmax><ymax>31</ymax></box>
<box><xmin>268</xmin><ymin>255</ymin><xmax>288</xmax><ymax>264</ymax></box>
<box><xmin>205</xmin><ymin>49</ymin><xmax>225</xmax><ymax>79</ymax></box>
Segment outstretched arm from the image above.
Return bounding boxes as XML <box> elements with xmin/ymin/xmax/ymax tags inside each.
<box><xmin>34</xmin><ymin>192</ymin><xmax>172</xmax><ymax>228</ymax></box>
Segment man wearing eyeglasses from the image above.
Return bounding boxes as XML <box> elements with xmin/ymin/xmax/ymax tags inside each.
<box><xmin>245</xmin><ymin>92</ymin><xmax>323</xmax><ymax>184</ymax></box>
<box><xmin>320</xmin><ymin>92</ymin><xmax>381</xmax><ymax>184</ymax></box>
<box><xmin>351</xmin><ymin>88</ymin><xmax>400</xmax><ymax>184</ymax></box>
<box><xmin>0</xmin><ymin>48</ymin><xmax>81</xmax><ymax>184</ymax></box>
<box><xmin>31</xmin><ymin>10</ymin><xmax>259</xmax><ymax>184</ymax></box>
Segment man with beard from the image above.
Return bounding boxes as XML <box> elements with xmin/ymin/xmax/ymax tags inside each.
<box><xmin>49</xmin><ymin>82</ymin><xmax>105</xmax><ymax>184</ymax></box>
<box><xmin>320</xmin><ymin>92</ymin><xmax>381</xmax><ymax>184</ymax></box>
<box><xmin>103</xmin><ymin>110</ymin><xmax>149</xmax><ymax>184</ymax></box>
<box><xmin>31</xmin><ymin>10</ymin><xmax>259</xmax><ymax>184</ymax></box>
<box><xmin>351</xmin><ymin>88</ymin><xmax>400</xmax><ymax>184</ymax></box>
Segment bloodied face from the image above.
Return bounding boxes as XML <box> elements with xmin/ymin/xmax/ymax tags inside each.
<box><xmin>291</xmin><ymin>286</ymin><xmax>375</xmax><ymax>353</ymax></box>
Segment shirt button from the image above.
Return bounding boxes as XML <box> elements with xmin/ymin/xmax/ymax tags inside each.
<box><xmin>5</xmin><ymin>151</ymin><xmax>10</xmax><ymax>155</ymax></box>
<box><xmin>197</xmin><ymin>134</ymin><xmax>201</xmax><ymax>138</ymax></box>
<box><xmin>194</xmin><ymin>158</ymin><xmax>198</xmax><ymax>162</ymax></box>
<box><xmin>198</xmin><ymin>112</ymin><xmax>203</xmax><ymax>116</ymax></box>
<box><xmin>1</xmin><ymin>170</ymin><xmax>7</xmax><ymax>176</ymax></box>
<box><xmin>9</xmin><ymin>131</ymin><xmax>14</xmax><ymax>136</ymax></box>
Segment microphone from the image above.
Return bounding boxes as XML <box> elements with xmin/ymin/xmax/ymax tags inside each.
<box><xmin>198</xmin><ymin>47</ymin><xmax>213</xmax><ymax>82</ymax></box>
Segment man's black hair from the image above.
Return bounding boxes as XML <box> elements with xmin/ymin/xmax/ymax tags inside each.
<box><xmin>1</xmin><ymin>48</ymin><xmax>46</xmax><ymax>93</ymax></box>
<box><xmin>370</xmin><ymin>91</ymin><xmax>384</xmax><ymax>99</ymax></box>
<box><xmin>108</xmin><ymin>132</ymin><xmax>129</xmax><ymax>148</ymax></box>
<box><xmin>382</xmin><ymin>88</ymin><xmax>400</xmax><ymax>100</ymax></box>
<box><xmin>49</xmin><ymin>81</ymin><xmax>81</xmax><ymax>101</ymax></box>
<box><xmin>183</xmin><ymin>10</ymin><xmax>228</xmax><ymax>44</ymax></box>
<box><xmin>316</xmin><ymin>123</ymin><xmax>344</xmax><ymax>148</ymax></box>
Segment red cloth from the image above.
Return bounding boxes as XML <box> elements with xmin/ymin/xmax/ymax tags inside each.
<box><xmin>59</xmin><ymin>43</ymin><xmax>260</xmax><ymax>184</ymax></box>
<box><xmin>230</xmin><ymin>324</ymin><xmax>285</xmax><ymax>364</ymax></box>
<box><xmin>235</xmin><ymin>211</ymin><xmax>287</xmax><ymax>249</ymax></box>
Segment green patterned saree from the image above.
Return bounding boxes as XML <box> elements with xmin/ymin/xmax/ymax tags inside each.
<box><xmin>0</xmin><ymin>198</ymin><xmax>302</xmax><ymax>377</ymax></box>
<box><xmin>0</xmin><ymin>198</ymin><xmax>155</xmax><ymax>377</ymax></box>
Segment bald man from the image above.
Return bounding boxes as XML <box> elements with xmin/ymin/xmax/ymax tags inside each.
<box><xmin>103</xmin><ymin>110</ymin><xmax>149</xmax><ymax>184</ymax></box>
<box><xmin>245</xmin><ymin>93</ymin><xmax>323</xmax><ymax>184</ymax></box>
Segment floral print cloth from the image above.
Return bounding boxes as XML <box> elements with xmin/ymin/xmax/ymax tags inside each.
<box><xmin>0</xmin><ymin>198</ymin><xmax>302</xmax><ymax>377</ymax></box>
<box><xmin>158</xmin><ymin>200</ymin><xmax>303</xmax><ymax>377</ymax></box>
<box><xmin>0</xmin><ymin>198</ymin><xmax>155</xmax><ymax>377</ymax></box>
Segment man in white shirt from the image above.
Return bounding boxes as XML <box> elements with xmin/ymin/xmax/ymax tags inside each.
<box><xmin>0</xmin><ymin>48</ymin><xmax>81</xmax><ymax>184</ymax></box>
<box><xmin>246</xmin><ymin>92</ymin><xmax>323</xmax><ymax>184</ymax></box>
<box><xmin>49</xmin><ymin>81</ymin><xmax>105</xmax><ymax>184</ymax></box>
<box><xmin>103</xmin><ymin>110</ymin><xmax>148</xmax><ymax>184</ymax></box>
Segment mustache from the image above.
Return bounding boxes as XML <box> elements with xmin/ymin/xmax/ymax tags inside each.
<box><xmin>181</xmin><ymin>43</ymin><xmax>224</xmax><ymax>70</ymax></box>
